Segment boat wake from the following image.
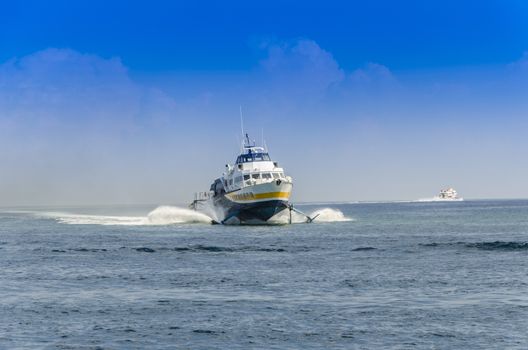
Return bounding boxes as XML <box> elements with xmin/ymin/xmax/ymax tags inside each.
<box><xmin>38</xmin><ymin>206</ymin><xmax>352</xmax><ymax>226</ymax></box>
<box><xmin>40</xmin><ymin>206</ymin><xmax>213</xmax><ymax>226</ymax></box>
<box><xmin>307</xmin><ymin>208</ymin><xmax>353</xmax><ymax>222</ymax></box>
<box><xmin>415</xmin><ymin>197</ymin><xmax>464</xmax><ymax>202</ymax></box>
<box><xmin>269</xmin><ymin>208</ymin><xmax>353</xmax><ymax>224</ymax></box>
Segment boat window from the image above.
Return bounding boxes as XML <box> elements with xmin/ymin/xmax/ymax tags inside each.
<box><xmin>229</xmin><ymin>179</ymin><xmax>233</xmax><ymax>185</ymax></box>
<box><xmin>243</xmin><ymin>174</ymin><xmax>250</xmax><ymax>180</ymax></box>
<box><xmin>272</xmin><ymin>173</ymin><xmax>280</xmax><ymax>179</ymax></box>
<box><xmin>252</xmin><ymin>173</ymin><xmax>260</xmax><ymax>179</ymax></box>
<box><xmin>262</xmin><ymin>173</ymin><xmax>272</xmax><ymax>179</ymax></box>
<box><xmin>279</xmin><ymin>172</ymin><xmax>284</xmax><ymax>178</ymax></box>
<box><xmin>235</xmin><ymin>152</ymin><xmax>272</xmax><ymax>163</ymax></box>
<box><xmin>235</xmin><ymin>176</ymin><xmax>243</xmax><ymax>183</ymax></box>
<box><xmin>254</xmin><ymin>153</ymin><xmax>271</xmax><ymax>161</ymax></box>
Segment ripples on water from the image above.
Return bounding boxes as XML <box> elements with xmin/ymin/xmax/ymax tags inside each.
<box><xmin>1</xmin><ymin>200</ymin><xmax>528</xmax><ymax>349</ymax></box>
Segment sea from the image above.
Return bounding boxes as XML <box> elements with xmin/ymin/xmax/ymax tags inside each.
<box><xmin>1</xmin><ymin>199</ymin><xmax>528</xmax><ymax>349</ymax></box>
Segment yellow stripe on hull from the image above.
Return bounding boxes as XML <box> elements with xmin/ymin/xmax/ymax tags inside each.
<box><xmin>227</xmin><ymin>191</ymin><xmax>290</xmax><ymax>202</ymax></box>
<box><xmin>254</xmin><ymin>191</ymin><xmax>290</xmax><ymax>199</ymax></box>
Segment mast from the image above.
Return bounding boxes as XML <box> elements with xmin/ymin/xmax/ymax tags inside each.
<box><xmin>239</xmin><ymin>106</ymin><xmax>245</xmax><ymax>152</ymax></box>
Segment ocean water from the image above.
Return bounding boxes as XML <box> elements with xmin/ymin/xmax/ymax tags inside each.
<box><xmin>1</xmin><ymin>200</ymin><xmax>528</xmax><ymax>349</ymax></box>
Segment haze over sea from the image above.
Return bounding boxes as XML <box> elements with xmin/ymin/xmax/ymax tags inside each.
<box><xmin>2</xmin><ymin>199</ymin><xmax>527</xmax><ymax>349</ymax></box>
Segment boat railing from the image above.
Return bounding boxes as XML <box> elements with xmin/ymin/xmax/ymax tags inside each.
<box><xmin>189</xmin><ymin>191</ymin><xmax>214</xmax><ymax>210</ymax></box>
<box><xmin>242</xmin><ymin>174</ymin><xmax>290</xmax><ymax>187</ymax></box>
<box><xmin>194</xmin><ymin>191</ymin><xmax>213</xmax><ymax>201</ymax></box>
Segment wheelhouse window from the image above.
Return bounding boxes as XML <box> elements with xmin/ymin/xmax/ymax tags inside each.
<box><xmin>262</xmin><ymin>173</ymin><xmax>272</xmax><ymax>180</ymax></box>
<box><xmin>243</xmin><ymin>174</ymin><xmax>250</xmax><ymax>180</ymax></box>
<box><xmin>272</xmin><ymin>173</ymin><xmax>280</xmax><ymax>179</ymax></box>
<box><xmin>252</xmin><ymin>173</ymin><xmax>260</xmax><ymax>179</ymax></box>
<box><xmin>235</xmin><ymin>153</ymin><xmax>271</xmax><ymax>164</ymax></box>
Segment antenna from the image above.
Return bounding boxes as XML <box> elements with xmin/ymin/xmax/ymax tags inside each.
<box><xmin>239</xmin><ymin>105</ymin><xmax>244</xmax><ymax>139</ymax></box>
<box><xmin>239</xmin><ymin>106</ymin><xmax>246</xmax><ymax>152</ymax></box>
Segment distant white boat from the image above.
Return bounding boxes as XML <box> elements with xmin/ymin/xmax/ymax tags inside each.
<box><xmin>433</xmin><ymin>187</ymin><xmax>463</xmax><ymax>201</ymax></box>
<box><xmin>416</xmin><ymin>188</ymin><xmax>463</xmax><ymax>202</ymax></box>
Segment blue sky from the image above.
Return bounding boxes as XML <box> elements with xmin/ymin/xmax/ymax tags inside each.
<box><xmin>1</xmin><ymin>1</ymin><xmax>528</xmax><ymax>205</ymax></box>
<box><xmin>2</xmin><ymin>1</ymin><xmax>527</xmax><ymax>70</ymax></box>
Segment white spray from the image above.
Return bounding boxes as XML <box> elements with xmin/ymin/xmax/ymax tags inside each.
<box><xmin>37</xmin><ymin>205</ymin><xmax>351</xmax><ymax>226</ymax></box>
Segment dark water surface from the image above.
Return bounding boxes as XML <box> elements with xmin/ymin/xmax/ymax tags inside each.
<box><xmin>1</xmin><ymin>200</ymin><xmax>528</xmax><ymax>349</ymax></box>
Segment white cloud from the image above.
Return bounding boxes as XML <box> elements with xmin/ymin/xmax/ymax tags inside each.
<box><xmin>508</xmin><ymin>51</ymin><xmax>528</xmax><ymax>71</ymax></box>
<box><xmin>349</xmin><ymin>62</ymin><xmax>395</xmax><ymax>86</ymax></box>
<box><xmin>0</xmin><ymin>48</ymin><xmax>178</xmax><ymax>130</ymax></box>
<box><xmin>0</xmin><ymin>48</ymin><xmax>188</xmax><ymax>205</ymax></box>
<box><xmin>10</xmin><ymin>43</ymin><xmax>528</xmax><ymax>204</ymax></box>
<box><xmin>257</xmin><ymin>39</ymin><xmax>345</xmax><ymax>98</ymax></box>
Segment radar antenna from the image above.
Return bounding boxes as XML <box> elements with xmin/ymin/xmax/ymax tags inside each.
<box><xmin>240</xmin><ymin>106</ymin><xmax>245</xmax><ymax>152</ymax></box>
<box><xmin>239</xmin><ymin>105</ymin><xmax>244</xmax><ymax>138</ymax></box>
